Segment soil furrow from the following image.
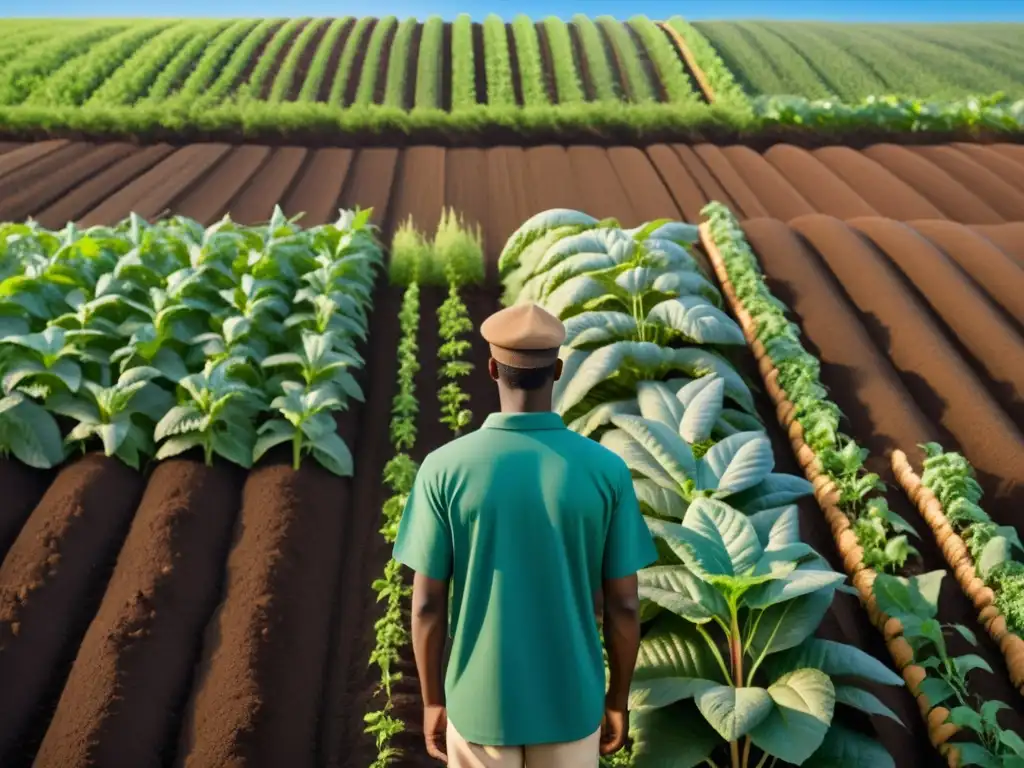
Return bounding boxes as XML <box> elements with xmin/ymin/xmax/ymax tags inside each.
<box><xmin>316</xmin><ymin>18</ymin><xmax>354</xmax><ymax>103</ymax></box>
<box><xmin>718</xmin><ymin>145</ymin><xmax>817</xmax><ymax>220</ymax></box>
<box><xmin>0</xmin><ymin>455</ymin><xmax>145</xmax><ymax>764</ymax></box>
<box><xmin>504</xmin><ymin>23</ymin><xmax>524</xmax><ymax>107</ymax></box>
<box><xmin>533</xmin><ymin>22</ymin><xmax>559</xmax><ymax>104</ymax></box>
<box><xmin>789</xmin><ymin>215</ymin><xmax>1024</xmax><ymax>527</ymax></box>
<box><xmin>230</xmin><ymin>21</ymin><xmax>285</xmax><ymax>97</ymax></box>
<box><xmin>811</xmin><ymin>146</ymin><xmax>946</xmax><ymax>221</ymax></box>
<box><xmin>484</xmin><ymin>146</ymin><xmax>533</xmax><ymax>258</ymax></box>
<box><xmin>566</xmin><ymin>146</ymin><xmax>636</xmax><ymax>223</ymax></box>
<box><xmin>0</xmin><ymin>141</ymin><xmax>68</xmax><ymax>181</ymax></box>
<box><xmin>910</xmin><ymin>220</ymin><xmax>1024</xmax><ymax>330</ymax></box>
<box><xmin>624</xmin><ymin>22</ymin><xmax>666</xmax><ymax>102</ymax></box>
<box><xmin>402</xmin><ymin>22</ymin><xmax>423</xmax><ymax>110</ymax></box>
<box><xmin>606</xmin><ymin>146</ymin><xmax>682</xmax><ymax>222</ymax></box>
<box><xmin>950</xmin><ymin>143</ymin><xmax>1024</xmax><ymax>194</ymax></box>
<box><xmin>970</xmin><ymin>223</ymin><xmax>1024</xmax><ymax>270</ymax></box>
<box><xmin>0</xmin><ymin>143</ymin><xmax>98</xmax><ymax>200</ymax></box>
<box><xmin>440</xmin><ymin>22</ymin><xmax>453</xmax><ymax>112</ymax></box>
<box><xmin>173</xmin><ymin>145</ymin><xmax>273</xmax><ymax>224</ymax></box>
<box><xmin>280</xmin><ymin>147</ymin><xmax>354</xmax><ymax>225</ymax></box>
<box><xmin>861</xmin><ymin>144</ymin><xmax>1003</xmax><ymax>223</ymax></box>
<box><xmin>34</xmin><ymin>461</ymin><xmax>245</xmax><ymax>768</ymax></box>
<box><xmin>0</xmin><ymin>463</ymin><xmax>53</xmax><ymax>564</ymax></box>
<box><xmin>907</xmin><ymin>145</ymin><xmax>1024</xmax><ymax>221</ymax></box>
<box><xmin>741</xmin><ymin>218</ymin><xmax>1024</xmax><ymax>742</ymax></box>
<box><xmin>690</xmin><ymin>145</ymin><xmax>770</xmax><ymax>218</ymax></box>
<box><xmin>762</xmin><ymin>144</ymin><xmax>879</xmax><ymax>219</ymax></box>
<box><xmin>848</xmin><ymin>218</ymin><xmax>1024</xmax><ymax>425</ymax></box>
<box><xmin>669</xmin><ymin>144</ymin><xmax>740</xmax><ymax>213</ymax></box>
<box><xmin>568</xmin><ymin>22</ymin><xmax>596</xmax><ymax>101</ymax></box>
<box><xmin>471</xmin><ymin>22</ymin><xmax>487</xmax><ymax>105</ymax></box>
<box><xmin>223</xmin><ymin>147</ymin><xmax>309</xmax><ymax>224</ymax></box>
<box><xmin>259</xmin><ymin>20</ymin><xmax>309</xmax><ymax>100</ymax></box>
<box><xmin>524</xmin><ymin>145</ymin><xmax>582</xmax><ymax>213</ymax></box>
<box><xmin>644</xmin><ymin>144</ymin><xmax>710</xmax><ymax>222</ymax></box>
<box><xmin>372</xmin><ymin>22</ymin><xmax>398</xmax><ymax>106</ymax></box>
<box><xmin>341</xmin><ymin>18</ymin><xmax>378</xmax><ymax>108</ymax></box>
<box><xmin>286</xmin><ymin>19</ymin><xmax>329</xmax><ymax>102</ymax></box>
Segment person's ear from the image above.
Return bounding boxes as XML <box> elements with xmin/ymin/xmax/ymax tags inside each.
<box><xmin>553</xmin><ymin>358</ymin><xmax>563</xmax><ymax>381</ymax></box>
<box><xmin>488</xmin><ymin>357</ymin><xmax>499</xmax><ymax>381</ymax></box>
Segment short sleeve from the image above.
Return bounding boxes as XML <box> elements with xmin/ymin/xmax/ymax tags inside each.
<box><xmin>393</xmin><ymin>456</ymin><xmax>453</xmax><ymax>580</ymax></box>
<box><xmin>603</xmin><ymin>460</ymin><xmax>658</xmax><ymax>580</ymax></box>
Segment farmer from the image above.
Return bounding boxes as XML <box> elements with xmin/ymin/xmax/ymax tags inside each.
<box><xmin>393</xmin><ymin>302</ymin><xmax>657</xmax><ymax>767</ymax></box>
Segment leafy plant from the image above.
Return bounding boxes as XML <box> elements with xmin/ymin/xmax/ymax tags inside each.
<box><xmin>154</xmin><ymin>360</ymin><xmax>265</xmax><ymax>467</ymax></box>
<box><xmin>0</xmin><ymin>391</ymin><xmax>64</xmax><ymax>468</ymax></box>
<box><xmin>632</xmin><ymin>498</ymin><xmax>904</xmax><ymax>767</ymax></box>
<box><xmin>436</xmin><ymin>284</ymin><xmax>473</xmax><ymax>435</ymax></box>
<box><xmin>261</xmin><ymin>330</ymin><xmax>364</xmax><ymax>405</ymax></box>
<box><xmin>875</xmin><ymin>572</ymin><xmax>1024</xmax><ymax>767</ymax></box>
<box><xmin>253</xmin><ymin>381</ymin><xmax>353</xmax><ymax>476</ymax></box>
<box><xmin>703</xmin><ymin>202</ymin><xmax>919</xmax><ymax>574</ymax></box>
<box><xmin>919</xmin><ymin>444</ymin><xmax>1024</xmax><ymax>638</ymax></box>
<box><xmin>49</xmin><ymin>365</ymin><xmax>173</xmax><ymax>468</ymax></box>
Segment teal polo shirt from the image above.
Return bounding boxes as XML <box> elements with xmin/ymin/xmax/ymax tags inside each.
<box><xmin>392</xmin><ymin>411</ymin><xmax>657</xmax><ymax>747</ymax></box>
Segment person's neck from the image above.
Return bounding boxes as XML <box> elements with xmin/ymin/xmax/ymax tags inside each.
<box><xmin>498</xmin><ymin>390</ymin><xmax>552</xmax><ymax>414</ymax></box>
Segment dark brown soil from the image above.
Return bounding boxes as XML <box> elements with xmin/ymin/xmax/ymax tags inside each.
<box><xmin>471</xmin><ymin>22</ymin><xmax>486</xmax><ymax>105</ymax></box>
<box><xmin>568</xmin><ymin>23</ymin><xmax>596</xmax><ymax>102</ymax></box>
<box><xmin>440</xmin><ymin>22</ymin><xmax>453</xmax><ymax>112</ymax></box>
<box><xmin>316</xmin><ymin>18</ymin><xmax>354</xmax><ymax>103</ymax></box>
<box><xmin>504</xmin><ymin>23</ymin><xmax>524</xmax><ymax>107</ymax></box>
<box><xmin>33</xmin><ymin>460</ymin><xmax>244</xmax><ymax>767</ymax></box>
<box><xmin>402</xmin><ymin>22</ymin><xmax>422</xmax><ymax>110</ymax></box>
<box><xmin>0</xmin><ymin>454</ymin><xmax>144</xmax><ymax>764</ymax></box>
<box><xmin>286</xmin><ymin>19</ymin><xmax>330</xmax><ymax>102</ymax></box>
<box><xmin>372</xmin><ymin>22</ymin><xmax>398</xmax><ymax>106</ymax></box>
<box><xmin>533</xmin><ymin>22</ymin><xmax>559</xmax><ymax>104</ymax></box>
<box><xmin>0</xmin><ymin>462</ymin><xmax>52</xmax><ymax>563</ymax></box>
<box><xmin>173</xmin><ymin>459</ymin><xmax>351</xmax><ymax>768</ymax></box>
<box><xmin>341</xmin><ymin>18</ymin><xmax>378</xmax><ymax>108</ymax></box>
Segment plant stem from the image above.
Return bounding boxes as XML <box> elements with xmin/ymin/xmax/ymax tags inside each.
<box><xmin>730</xmin><ymin>606</ymin><xmax>744</xmax><ymax>768</ymax></box>
<box><xmin>292</xmin><ymin>430</ymin><xmax>302</xmax><ymax>471</ymax></box>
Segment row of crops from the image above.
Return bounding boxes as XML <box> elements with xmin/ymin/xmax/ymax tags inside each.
<box><xmin>0</xmin><ymin>208</ymin><xmax>379</xmax><ymax>475</ymax></box>
<box><xmin>1</xmin><ymin>16</ymin><xmax>1023</xmax><ymax>140</ymax></box>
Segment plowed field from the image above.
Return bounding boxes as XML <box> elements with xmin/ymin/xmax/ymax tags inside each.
<box><xmin>1</xmin><ymin>136</ymin><xmax>1023</xmax><ymax>766</ymax></box>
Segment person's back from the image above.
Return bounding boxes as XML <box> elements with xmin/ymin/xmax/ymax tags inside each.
<box><xmin>393</xmin><ymin>302</ymin><xmax>656</xmax><ymax>767</ymax></box>
<box><xmin>397</xmin><ymin>413</ymin><xmax>644</xmax><ymax>747</ymax></box>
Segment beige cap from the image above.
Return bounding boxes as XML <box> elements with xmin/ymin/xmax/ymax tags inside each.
<box><xmin>480</xmin><ymin>303</ymin><xmax>566</xmax><ymax>368</ymax></box>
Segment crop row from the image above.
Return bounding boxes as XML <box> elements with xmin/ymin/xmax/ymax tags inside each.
<box><xmin>702</xmin><ymin>203</ymin><xmax>1024</xmax><ymax>767</ymax></box>
<box><xmin>497</xmin><ymin>209</ymin><xmax>904</xmax><ymax>767</ymax></box>
<box><xmin>692</xmin><ymin>20</ymin><xmax>1024</xmax><ymax>101</ymax></box>
<box><xmin>0</xmin><ymin>208</ymin><xmax>381</xmax><ymax>476</ymax></box>
<box><xmin>363</xmin><ymin>213</ymin><xmax>484</xmax><ymax>766</ymax></box>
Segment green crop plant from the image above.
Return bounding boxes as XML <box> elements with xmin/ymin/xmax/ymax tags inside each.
<box><xmin>85</xmin><ymin>22</ymin><xmax>200</xmax><ymax>106</ymax></box>
<box><xmin>298</xmin><ymin>17</ymin><xmax>351</xmax><ymax>102</ymax></box>
<box><xmin>142</xmin><ymin>21</ymin><xmax>237</xmax><ymax>102</ymax></box>
<box><xmin>511</xmin><ymin>15</ymin><xmax>548</xmax><ymax>106</ymax></box>
<box><xmin>628</xmin><ymin>16</ymin><xmax>700</xmax><ymax>104</ymax></box>
<box><xmin>664</xmin><ymin>17</ymin><xmax>751</xmax><ymax>112</ymax></box>
<box><xmin>434</xmin><ymin>208</ymin><xmax>485</xmax><ymax>288</ymax></box>
<box><xmin>234</xmin><ymin>19</ymin><xmax>306</xmax><ymax>102</ymax></box>
<box><xmin>50</xmin><ymin>365</ymin><xmax>173</xmax><ymax>468</ymax></box>
<box><xmin>633</xmin><ymin>498</ymin><xmax>905</xmax><ymax>767</ymax></box>
<box><xmin>389</xmin><ymin>217</ymin><xmax>433</xmax><ymax>288</ymax></box>
<box><xmin>166</xmin><ymin>19</ymin><xmax>266</xmax><ymax>106</ymax></box>
<box><xmin>353</xmin><ymin>16</ymin><xmax>397</xmax><ymax>107</ymax></box>
<box><xmin>0</xmin><ymin>206</ymin><xmax>381</xmax><ymax>472</ymax></box>
<box><xmin>414</xmin><ymin>16</ymin><xmax>444</xmax><ymax>109</ymax></box>
<box><xmin>451</xmin><ymin>14</ymin><xmax>477</xmax><ymax>109</ymax></box>
<box><xmin>390</xmin><ymin>273</ymin><xmax>421</xmax><ymax>452</ymax></box>
<box><xmin>541</xmin><ymin>17</ymin><xmax>584</xmax><ymax>104</ymax></box>
<box><xmin>329</xmin><ymin>16</ymin><xmax>373</xmax><ymax>105</ymax></box>
<box><xmin>597</xmin><ymin>17</ymin><xmax>655</xmax><ymax>103</ymax></box>
<box><xmin>703</xmin><ymin>202</ymin><xmax>919</xmax><ymax>574</ymax></box>
<box><xmin>919</xmin><ymin>444</ymin><xmax>1024</xmax><ymax>638</ymax></box>
<box><xmin>482</xmin><ymin>14</ymin><xmax>515</xmax><ymax>107</ymax></box>
<box><xmin>253</xmin><ymin>380</ymin><xmax>353</xmax><ymax>475</ymax></box>
<box><xmin>268</xmin><ymin>18</ymin><xmax>329</xmax><ymax>102</ymax></box>
<box><xmin>572</xmin><ymin>15</ymin><xmax>620</xmax><ymax>101</ymax></box>
<box><xmin>875</xmin><ymin>572</ymin><xmax>1024</xmax><ymax>766</ymax></box>
<box><xmin>382</xmin><ymin>17</ymin><xmax>417</xmax><ymax>108</ymax></box>
<box><xmin>154</xmin><ymin>359</ymin><xmax>265</xmax><ymax>467</ymax></box>
<box><xmin>24</xmin><ymin>21</ymin><xmax>170</xmax><ymax>106</ymax></box>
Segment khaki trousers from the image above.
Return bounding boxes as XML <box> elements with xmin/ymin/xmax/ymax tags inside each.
<box><xmin>446</xmin><ymin>721</ymin><xmax>601</xmax><ymax>767</ymax></box>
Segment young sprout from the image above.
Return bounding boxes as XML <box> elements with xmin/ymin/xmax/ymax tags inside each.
<box><xmin>254</xmin><ymin>380</ymin><xmax>353</xmax><ymax>475</ymax></box>
<box><xmin>0</xmin><ymin>326</ymin><xmax>87</xmax><ymax>396</ymax></box>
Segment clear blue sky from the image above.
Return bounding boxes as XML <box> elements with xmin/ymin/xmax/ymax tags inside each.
<box><xmin>9</xmin><ymin>0</ymin><xmax>1024</xmax><ymax>21</ymax></box>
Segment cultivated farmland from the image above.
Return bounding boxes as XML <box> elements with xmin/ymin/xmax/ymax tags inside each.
<box><xmin>2</xmin><ymin>11</ymin><xmax>1024</xmax><ymax>768</ymax></box>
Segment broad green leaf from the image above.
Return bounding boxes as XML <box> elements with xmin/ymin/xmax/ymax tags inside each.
<box><xmin>253</xmin><ymin>419</ymin><xmax>294</xmax><ymax>462</ymax></box>
<box><xmin>725</xmin><ymin>474</ymin><xmax>814</xmax><ymax>514</ymax></box>
<box><xmin>155</xmin><ymin>433</ymin><xmax>204</xmax><ymax>460</ymax></box>
<box><xmin>802</xmin><ymin>724</ymin><xmax>895</xmax><ymax>768</ymax></box>
<box><xmin>699</xmin><ymin>431</ymin><xmax>774</xmax><ymax>496</ymax></box>
<box><xmin>562</xmin><ymin>310</ymin><xmax>638</xmax><ymax>348</ymax></box>
<box><xmin>873</xmin><ymin>571</ymin><xmax>944</xmax><ymax>621</ymax></box>
<box><xmin>694</xmin><ymin>684</ymin><xmax>773</xmax><ymax>741</ymax></box>
<box><xmin>978</xmin><ymin>535</ymin><xmax>1014</xmax><ymax>578</ymax></box>
<box><xmin>98</xmin><ymin>419</ymin><xmax>131</xmax><ymax>456</ymax></box>
<box><xmin>154</xmin><ymin>405</ymin><xmax>203</xmax><ymax>441</ymax></box>
<box><xmin>636</xmin><ymin>381</ymin><xmax>685</xmax><ymax>430</ymax></box>
<box><xmin>833</xmin><ymin>685</ymin><xmax>903</xmax><ymax>723</ymax></box>
<box><xmin>212</xmin><ymin>429</ymin><xmax>253</xmax><ymax>468</ymax></box>
<box><xmin>647</xmin><ymin>296</ymin><xmax>745</xmax><ymax>345</ymax></box>
<box><xmin>47</xmin><ymin>392</ymin><xmax>101</xmax><ymax>423</ymax></box>
<box><xmin>749</xmin><ymin>669</ymin><xmax>835</xmax><ymax>764</ymax></box>
<box><xmin>544</xmin><ymin>274</ymin><xmax>606</xmax><ymax>318</ymax></box>
<box><xmin>630</xmin><ymin>677</ymin><xmax>716</xmax><ymax>710</ymax></box>
<box><xmin>567</xmin><ymin>399</ymin><xmax>639</xmax><ymax>437</ymax></box>
<box><xmin>646</xmin><ymin>518</ymin><xmax>732</xmax><ymax>576</ymax></box>
<box><xmin>638</xmin><ymin>565</ymin><xmax>728</xmax><ymax>624</ymax></box>
<box><xmin>630</xmin><ymin>701</ymin><xmax>718</xmax><ymax>768</ymax></box>
<box><xmin>767</xmin><ymin>638</ymin><xmax>903</xmax><ymax>686</ymax></box>
<box><xmin>747</xmin><ymin>505</ymin><xmax>801</xmax><ymax>548</ymax></box>
<box><xmin>679</xmin><ymin>374</ymin><xmax>724</xmax><ymax>443</ymax></box>
<box><xmin>312</xmin><ymin>431</ymin><xmax>354</xmax><ymax>476</ymax></box>
<box><xmin>683</xmin><ymin>497</ymin><xmax>763</xmax><ymax>575</ymax></box>
<box><xmin>634</xmin><ymin>478</ymin><xmax>688</xmax><ymax>519</ymax></box>
<box><xmin>2</xmin><ymin>399</ymin><xmax>65</xmax><ymax>468</ymax></box>
<box><xmin>745</xmin><ymin>560</ymin><xmax>846</xmax><ymax>609</ymax></box>
<box><xmin>611</xmin><ymin>414</ymin><xmax>697</xmax><ymax>489</ymax></box>
<box><xmin>748</xmin><ymin>589</ymin><xmax>834</xmax><ymax>657</ymax></box>
<box><xmin>601</xmin><ymin>429</ymin><xmax>678</xmax><ymax>491</ymax></box>
<box><xmin>633</xmin><ymin>614</ymin><xmax>726</xmax><ymax>685</ymax></box>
